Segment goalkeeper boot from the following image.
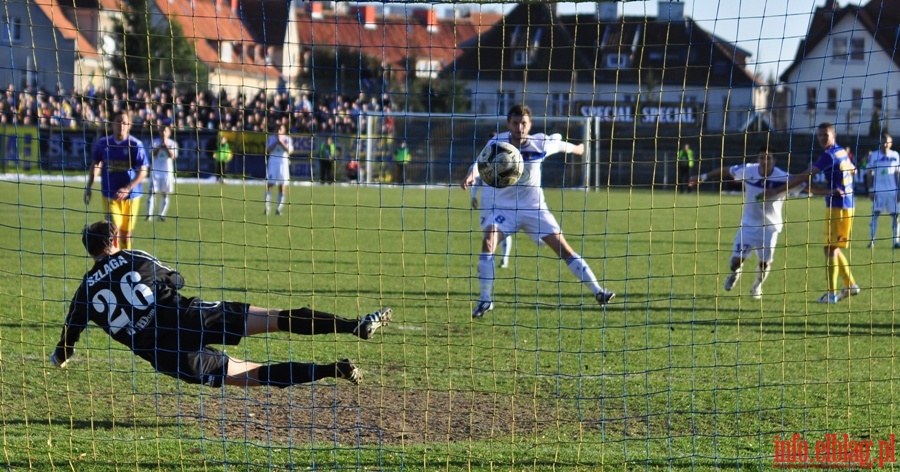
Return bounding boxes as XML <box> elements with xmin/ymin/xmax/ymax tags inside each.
<box><xmin>816</xmin><ymin>292</ymin><xmax>841</xmax><ymax>304</ymax></box>
<box><xmin>472</xmin><ymin>301</ymin><xmax>494</xmax><ymax>318</ymax></box>
<box><xmin>354</xmin><ymin>307</ymin><xmax>393</xmax><ymax>340</ymax></box>
<box><xmin>335</xmin><ymin>359</ymin><xmax>361</xmax><ymax>385</ymax></box>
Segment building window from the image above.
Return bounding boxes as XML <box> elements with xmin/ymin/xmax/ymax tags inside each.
<box><xmin>1</xmin><ymin>17</ymin><xmax>21</xmax><ymax>44</ymax></box>
<box><xmin>852</xmin><ymin>89</ymin><xmax>863</xmax><ymax>109</ymax></box>
<box><xmin>807</xmin><ymin>88</ymin><xmax>817</xmax><ymax>110</ymax></box>
<box><xmin>832</xmin><ymin>36</ymin><xmax>848</xmax><ymax>61</ymax></box>
<box><xmin>549</xmin><ymin>93</ymin><xmax>569</xmax><ymax>115</ymax></box>
<box><xmin>873</xmin><ymin>89</ymin><xmax>883</xmax><ymax>110</ymax></box>
<box><xmin>850</xmin><ymin>37</ymin><xmax>865</xmax><ymax>60</ymax></box>
<box><xmin>827</xmin><ymin>88</ymin><xmax>837</xmax><ymax>110</ymax></box>
<box><xmin>510</xmin><ymin>26</ymin><xmax>541</xmax><ymax>68</ymax></box>
<box><xmin>605</xmin><ymin>54</ymin><xmax>629</xmax><ymax>68</ymax></box>
<box><xmin>512</xmin><ymin>50</ymin><xmax>530</xmax><ymax>67</ymax></box>
<box><xmin>832</xmin><ymin>36</ymin><xmax>865</xmax><ymax>61</ymax></box>
<box><xmin>415</xmin><ymin>59</ymin><xmax>440</xmax><ymax>79</ymax></box>
<box><xmin>497</xmin><ymin>91</ymin><xmax>515</xmax><ymax>115</ymax></box>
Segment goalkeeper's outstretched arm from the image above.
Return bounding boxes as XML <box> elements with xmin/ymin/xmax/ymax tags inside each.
<box><xmin>50</xmin><ymin>296</ymin><xmax>88</xmax><ymax>368</ymax></box>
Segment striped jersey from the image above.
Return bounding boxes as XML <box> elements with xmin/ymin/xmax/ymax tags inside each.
<box><xmin>813</xmin><ymin>144</ymin><xmax>856</xmax><ymax>209</ymax></box>
<box><xmin>475</xmin><ymin>131</ymin><xmax>578</xmax><ymax>210</ymax></box>
<box><xmin>91</xmin><ymin>135</ymin><xmax>148</xmax><ymax>199</ymax></box>
<box><xmin>729</xmin><ymin>163</ymin><xmax>793</xmax><ymax>232</ymax></box>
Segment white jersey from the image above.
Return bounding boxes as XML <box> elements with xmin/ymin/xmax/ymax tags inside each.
<box><xmin>729</xmin><ymin>163</ymin><xmax>794</xmax><ymax>232</ymax></box>
<box><xmin>475</xmin><ymin>132</ymin><xmax>578</xmax><ymax>210</ymax></box>
<box><xmin>151</xmin><ymin>138</ymin><xmax>177</xmax><ymax>173</ymax></box>
<box><xmin>866</xmin><ymin>149</ymin><xmax>900</xmax><ymax>193</ymax></box>
<box><xmin>266</xmin><ymin>135</ymin><xmax>293</xmax><ymax>184</ymax></box>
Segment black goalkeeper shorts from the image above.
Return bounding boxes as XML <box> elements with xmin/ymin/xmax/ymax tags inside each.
<box><xmin>137</xmin><ymin>300</ymin><xmax>250</xmax><ymax>387</ymax></box>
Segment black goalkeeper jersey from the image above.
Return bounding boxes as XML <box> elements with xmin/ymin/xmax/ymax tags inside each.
<box><xmin>55</xmin><ymin>250</ymin><xmax>186</xmax><ymax>357</ymax></box>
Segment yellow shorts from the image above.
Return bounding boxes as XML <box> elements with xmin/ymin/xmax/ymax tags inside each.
<box><xmin>823</xmin><ymin>208</ymin><xmax>853</xmax><ymax>248</ymax></box>
<box><xmin>103</xmin><ymin>197</ymin><xmax>140</xmax><ymax>233</ymax></box>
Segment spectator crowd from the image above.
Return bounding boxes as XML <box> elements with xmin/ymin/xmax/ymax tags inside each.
<box><xmin>0</xmin><ymin>81</ymin><xmax>393</xmax><ymax>135</ymax></box>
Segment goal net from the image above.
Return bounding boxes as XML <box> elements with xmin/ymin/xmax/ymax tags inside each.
<box><xmin>0</xmin><ymin>0</ymin><xmax>896</xmax><ymax>470</ymax></box>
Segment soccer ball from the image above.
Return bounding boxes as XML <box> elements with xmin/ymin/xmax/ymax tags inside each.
<box><xmin>477</xmin><ymin>141</ymin><xmax>524</xmax><ymax>188</ymax></box>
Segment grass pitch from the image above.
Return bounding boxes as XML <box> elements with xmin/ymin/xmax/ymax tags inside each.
<box><xmin>1</xmin><ymin>175</ymin><xmax>898</xmax><ymax>470</ymax></box>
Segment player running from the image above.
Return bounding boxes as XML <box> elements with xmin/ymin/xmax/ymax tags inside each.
<box><xmin>690</xmin><ymin>146</ymin><xmax>804</xmax><ymax>299</ymax></box>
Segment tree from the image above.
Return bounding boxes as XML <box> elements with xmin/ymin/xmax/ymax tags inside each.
<box><xmin>110</xmin><ymin>0</ymin><xmax>208</xmax><ymax>95</ymax></box>
<box><xmin>300</xmin><ymin>47</ymin><xmax>384</xmax><ymax>99</ymax></box>
<box><xmin>869</xmin><ymin>110</ymin><xmax>883</xmax><ymax>138</ymax></box>
<box><xmin>404</xmin><ymin>77</ymin><xmax>470</xmax><ymax>114</ymax></box>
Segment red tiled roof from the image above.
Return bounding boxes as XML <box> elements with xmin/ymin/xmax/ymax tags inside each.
<box><xmin>293</xmin><ymin>9</ymin><xmax>500</xmax><ymax>75</ymax></box>
<box><xmin>152</xmin><ymin>0</ymin><xmax>279</xmax><ymax>77</ymax></box>
<box><xmin>34</xmin><ymin>0</ymin><xmax>100</xmax><ymax>58</ymax></box>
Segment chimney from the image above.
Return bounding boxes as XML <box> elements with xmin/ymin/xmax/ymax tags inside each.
<box><xmin>425</xmin><ymin>9</ymin><xmax>438</xmax><ymax>33</ymax></box>
<box><xmin>597</xmin><ymin>2</ymin><xmax>618</xmax><ymax>22</ymax></box>
<box><xmin>658</xmin><ymin>0</ymin><xmax>684</xmax><ymax>22</ymax></box>
<box><xmin>309</xmin><ymin>1</ymin><xmax>323</xmax><ymax>20</ymax></box>
<box><xmin>356</xmin><ymin>5</ymin><xmax>376</xmax><ymax>30</ymax></box>
<box><xmin>412</xmin><ymin>8</ymin><xmax>439</xmax><ymax>33</ymax></box>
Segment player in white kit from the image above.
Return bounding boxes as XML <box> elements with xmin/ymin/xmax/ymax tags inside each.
<box><xmin>265</xmin><ymin>122</ymin><xmax>293</xmax><ymax>216</ymax></box>
<box><xmin>460</xmin><ymin>105</ymin><xmax>616</xmax><ymax>318</ymax></box>
<box><xmin>146</xmin><ymin>125</ymin><xmax>178</xmax><ymax>222</ymax></box>
<box><xmin>864</xmin><ymin>133</ymin><xmax>900</xmax><ymax>248</ymax></box>
<box><xmin>690</xmin><ymin>147</ymin><xmax>804</xmax><ymax>299</ymax></box>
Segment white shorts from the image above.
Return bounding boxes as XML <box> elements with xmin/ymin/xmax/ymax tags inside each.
<box><xmin>150</xmin><ymin>170</ymin><xmax>175</xmax><ymax>194</ymax></box>
<box><xmin>480</xmin><ymin>207</ymin><xmax>561</xmax><ymax>244</ymax></box>
<box><xmin>267</xmin><ymin>157</ymin><xmax>290</xmax><ymax>186</ymax></box>
<box><xmin>730</xmin><ymin>225</ymin><xmax>780</xmax><ymax>263</ymax></box>
<box><xmin>872</xmin><ymin>191</ymin><xmax>899</xmax><ymax>214</ymax></box>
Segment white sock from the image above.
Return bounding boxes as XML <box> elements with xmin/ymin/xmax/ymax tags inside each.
<box><xmin>871</xmin><ymin>213</ymin><xmax>879</xmax><ymax>241</ymax></box>
<box><xmin>264</xmin><ymin>190</ymin><xmax>271</xmax><ymax>211</ymax></box>
<box><xmin>500</xmin><ymin>235</ymin><xmax>512</xmax><ymax>262</ymax></box>
<box><xmin>146</xmin><ymin>194</ymin><xmax>155</xmax><ymax>217</ymax></box>
<box><xmin>893</xmin><ymin>214</ymin><xmax>899</xmax><ymax>243</ymax></box>
<box><xmin>159</xmin><ymin>195</ymin><xmax>169</xmax><ymax>216</ymax></box>
<box><xmin>277</xmin><ymin>193</ymin><xmax>285</xmax><ymax>212</ymax></box>
<box><xmin>566</xmin><ymin>254</ymin><xmax>602</xmax><ymax>295</ymax></box>
<box><xmin>478</xmin><ymin>253</ymin><xmax>495</xmax><ymax>302</ymax></box>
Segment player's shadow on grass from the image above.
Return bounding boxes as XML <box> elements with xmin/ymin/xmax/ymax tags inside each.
<box><xmin>664</xmin><ymin>318</ymin><xmax>898</xmax><ymax>337</ymax></box>
<box><xmin>9</xmin><ymin>418</ymin><xmax>164</xmax><ymax>430</ymax></box>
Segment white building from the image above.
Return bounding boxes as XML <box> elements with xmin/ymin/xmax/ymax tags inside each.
<box><xmin>779</xmin><ymin>0</ymin><xmax>900</xmax><ymax>136</ymax></box>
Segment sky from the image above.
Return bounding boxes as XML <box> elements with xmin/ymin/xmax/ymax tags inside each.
<box><xmin>485</xmin><ymin>0</ymin><xmax>868</xmax><ymax>81</ymax></box>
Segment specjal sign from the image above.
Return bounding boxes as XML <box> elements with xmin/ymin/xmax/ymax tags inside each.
<box><xmin>577</xmin><ymin>103</ymin><xmax>699</xmax><ymax>126</ymax></box>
